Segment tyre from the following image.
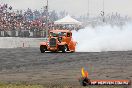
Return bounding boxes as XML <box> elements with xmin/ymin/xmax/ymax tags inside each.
<box><xmin>62</xmin><ymin>45</ymin><xmax>67</xmax><ymax>53</ymax></box>
<box><xmin>40</xmin><ymin>45</ymin><xmax>46</xmax><ymax>53</ymax></box>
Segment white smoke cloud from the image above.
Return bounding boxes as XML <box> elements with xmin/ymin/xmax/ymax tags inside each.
<box><xmin>73</xmin><ymin>23</ymin><xmax>132</xmax><ymax>52</ymax></box>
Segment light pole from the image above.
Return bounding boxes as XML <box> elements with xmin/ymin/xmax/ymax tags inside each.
<box><xmin>88</xmin><ymin>0</ymin><xmax>90</xmax><ymax>18</ymax></box>
<box><xmin>100</xmin><ymin>0</ymin><xmax>105</xmax><ymax>22</ymax></box>
<box><xmin>45</xmin><ymin>0</ymin><xmax>49</xmax><ymax>38</ymax></box>
<box><xmin>102</xmin><ymin>0</ymin><xmax>105</xmax><ymax>22</ymax></box>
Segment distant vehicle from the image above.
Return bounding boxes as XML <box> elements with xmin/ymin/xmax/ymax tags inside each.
<box><xmin>40</xmin><ymin>30</ymin><xmax>77</xmax><ymax>53</ymax></box>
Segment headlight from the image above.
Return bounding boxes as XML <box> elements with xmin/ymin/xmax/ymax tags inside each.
<box><xmin>58</xmin><ymin>37</ymin><xmax>62</xmax><ymax>42</ymax></box>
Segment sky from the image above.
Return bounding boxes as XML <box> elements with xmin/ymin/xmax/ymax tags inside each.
<box><xmin>0</xmin><ymin>0</ymin><xmax>132</xmax><ymax>17</ymax></box>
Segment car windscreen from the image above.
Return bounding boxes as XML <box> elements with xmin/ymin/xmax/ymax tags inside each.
<box><xmin>50</xmin><ymin>32</ymin><xmax>66</xmax><ymax>37</ymax></box>
<box><xmin>58</xmin><ymin>32</ymin><xmax>66</xmax><ymax>36</ymax></box>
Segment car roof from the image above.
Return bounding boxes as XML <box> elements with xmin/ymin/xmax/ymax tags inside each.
<box><xmin>50</xmin><ymin>29</ymin><xmax>71</xmax><ymax>33</ymax></box>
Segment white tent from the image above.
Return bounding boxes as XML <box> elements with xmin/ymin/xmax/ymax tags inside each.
<box><xmin>54</xmin><ymin>15</ymin><xmax>82</xmax><ymax>25</ymax></box>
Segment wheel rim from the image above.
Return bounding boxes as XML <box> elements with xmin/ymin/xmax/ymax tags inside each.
<box><xmin>64</xmin><ymin>46</ymin><xmax>67</xmax><ymax>52</ymax></box>
<box><xmin>43</xmin><ymin>48</ymin><xmax>46</xmax><ymax>51</ymax></box>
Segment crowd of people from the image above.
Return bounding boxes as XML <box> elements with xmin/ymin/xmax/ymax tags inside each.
<box><xmin>0</xmin><ymin>4</ymin><xmax>55</xmax><ymax>37</ymax></box>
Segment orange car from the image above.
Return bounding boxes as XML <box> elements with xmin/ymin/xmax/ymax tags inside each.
<box><xmin>40</xmin><ymin>30</ymin><xmax>77</xmax><ymax>53</ymax></box>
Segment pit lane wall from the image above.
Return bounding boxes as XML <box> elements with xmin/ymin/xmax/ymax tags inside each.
<box><xmin>0</xmin><ymin>37</ymin><xmax>47</xmax><ymax>48</ymax></box>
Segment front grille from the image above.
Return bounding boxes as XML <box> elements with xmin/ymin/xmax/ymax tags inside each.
<box><xmin>49</xmin><ymin>38</ymin><xmax>56</xmax><ymax>47</ymax></box>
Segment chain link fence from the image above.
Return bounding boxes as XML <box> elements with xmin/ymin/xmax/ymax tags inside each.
<box><xmin>0</xmin><ymin>30</ymin><xmax>47</xmax><ymax>38</ymax></box>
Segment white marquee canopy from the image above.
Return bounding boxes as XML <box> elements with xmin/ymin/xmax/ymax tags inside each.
<box><xmin>54</xmin><ymin>15</ymin><xmax>82</xmax><ymax>25</ymax></box>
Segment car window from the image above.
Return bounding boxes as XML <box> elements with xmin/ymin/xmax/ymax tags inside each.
<box><xmin>50</xmin><ymin>32</ymin><xmax>58</xmax><ymax>37</ymax></box>
<box><xmin>67</xmin><ymin>33</ymin><xmax>71</xmax><ymax>37</ymax></box>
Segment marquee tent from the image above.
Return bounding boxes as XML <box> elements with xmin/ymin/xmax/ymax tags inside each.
<box><xmin>54</xmin><ymin>15</ymin><xmax>82</xmax><ymax>25</ymax></box>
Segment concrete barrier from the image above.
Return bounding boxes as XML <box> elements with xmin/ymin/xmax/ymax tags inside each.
<box><xmin>0</xmin><ymin>37</ymin><xmax>46</xmax><ymax>48</ymax></box>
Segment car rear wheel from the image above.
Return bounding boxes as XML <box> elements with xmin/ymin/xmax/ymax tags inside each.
<box><xmin>62</xmin><ymin>45</ymin><xmax>67</xmax><ymax>53</ymax></box>
<box><xmin>40</xmin><ymin>45</ymin><xmax>46</xmax><ymax>53</ymax></box>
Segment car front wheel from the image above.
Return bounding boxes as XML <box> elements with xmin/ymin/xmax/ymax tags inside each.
<box><xmin>62</xmin><ymin>45</ymin><xmax>67</xmax><ymax>53</ymax></box>
<box><xmin>40</xmin><ymin>45</ymin><xmax>46</xmax><ymax>53</ymax></box>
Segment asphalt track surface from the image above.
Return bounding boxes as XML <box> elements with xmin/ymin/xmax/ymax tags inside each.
<box><xmin>0</xmin><ymin>48</ymin><xmax>132</xmax><ymax>86</ymax></box>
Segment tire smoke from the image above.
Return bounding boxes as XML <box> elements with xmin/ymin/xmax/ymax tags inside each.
<box><xmin>73</xmin><ymin>23</ymin><xmax>132</xmax><ymax>52</ymax></box>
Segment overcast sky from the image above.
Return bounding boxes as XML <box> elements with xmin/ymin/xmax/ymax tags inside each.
<box><xmin>1</xmin><ymin>0</ymin><xmax>132</xmax><ymax>17</ymax></box>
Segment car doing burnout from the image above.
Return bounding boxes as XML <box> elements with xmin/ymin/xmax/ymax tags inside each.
<box><xmin>40</xmin><ymin>30</ymin><xmax>77</xmax><ymax>53</ymax></box>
